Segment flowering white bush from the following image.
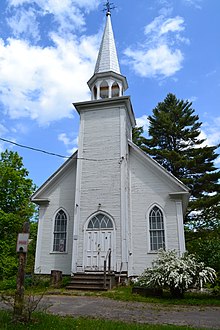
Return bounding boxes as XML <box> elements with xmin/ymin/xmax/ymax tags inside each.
<box><xmin>135</xmin><ymin>250</ymin><xmax>216</xmax><ymax>298</ymax></box>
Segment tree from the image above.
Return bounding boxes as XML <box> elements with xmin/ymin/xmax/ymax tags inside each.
<box><xmin>132</xmin><ymin>126</ymin><xmax>148</xmax><ymax>149</ymax></box>
<box><xmin>0</xmin><ymin>150</ymin><xmax>36</xmax><ymax>279</ymax></box>
<box><xmin>186</xmin><ymin>227</ymin><xmax>220</xmax><ymax>275</ymax></box>
<box><xmin>135</xmin><ymin>93</ymin><xmax>220</xmax><ymax>228</ymax></box>
<box><xmin>0</xmin><ymin>150</ymin><xmax>35</xmax><ymax>217</ymax></box>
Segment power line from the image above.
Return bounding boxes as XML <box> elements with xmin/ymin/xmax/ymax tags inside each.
<box><xmin>0</xmin><ymin>137</ymin><xmax>69</xmax><ymax>159</ymax></box>
<box><xmin>0</xmin><ymin>137</ymin><xmax>122</xmax><ymax>163</ymax></box>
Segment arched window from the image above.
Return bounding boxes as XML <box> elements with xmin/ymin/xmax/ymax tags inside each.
<box><xmin>149</xmin><ymin>206</ymin><xmax>165</xmax><ymax>251</ymax></box>
<box><xmin>93</xmin><ymin>85</ymin><xmax>97</xmax><ymax>100</ymax></box>
<box><xmin>100</xmin><ymin>80</ymin><xmax>109</xmax><ymax>99</ymax></box>
<box><xmin>112</xmin><ymin>82</ymin><xmax>120</xmax><ymax>97</ymax></box>
<box><xmin>53</xmin><ymin>210</ymin><xmax>67</xmax><ymax>252</ymax></box>
<box><xmin>87</xmin><ymin>213</ymin><xmax>113</xmax><ymax>230</ymax></box>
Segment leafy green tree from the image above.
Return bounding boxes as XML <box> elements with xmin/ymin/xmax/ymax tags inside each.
<box><xmin>0</xmin><ymin>150</ymin><xmax>36</xmax><ymax>279</ymax></box>
<box><xmin>135</xmin><ymin>93</ymin><xmax>220</xmax><ymax>228</ymax></box>
<box><xmin>186</xmin><ymin>227</ymin><xmax>220</xmax><ymax>275</ymax></box>
<box><xmin>0</xmin><ymin>150</ymin><xmax>35</xmax><ymax>217</ymax></box>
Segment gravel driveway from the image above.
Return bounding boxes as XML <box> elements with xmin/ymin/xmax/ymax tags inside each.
<box><xmin>43</xmin><ymin>295</ymin><xmax>220</xmax><ymax>329</ymax></box>
<box><xmin>1</xmin><ymin>295</ymin><xmax>220</xmax><ymax>329</ymax></box>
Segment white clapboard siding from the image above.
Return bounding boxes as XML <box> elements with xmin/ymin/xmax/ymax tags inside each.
<box><xmin>34</xmin><ymin>161</ymin><xmax>77</xmax><ymax>274</ymax></box>
<box><xmin>129</xmin><ymin>148</ymin><xmax>184</xmax><ymax>276</ymax></box>
<box><xmin>75</xmin><ymin>103</ymin><xmax>131</xmax><ymax>271</ymax></box>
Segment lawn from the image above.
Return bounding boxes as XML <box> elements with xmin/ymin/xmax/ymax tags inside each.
<box><xmin>0</xmin><ymin>311</ymin><xmax>209</xmax><ymax>330</ymax></box>
<box><xmin>1</xmin><ymin>280</ymin><xmax>220</xmax><ymax>307</ymax></box>
<box><xmin>0</xmin><ymin>284</ymin><xmax>219</xmax><ymax>330</ymax></box>
<box><xmin>100</xmin><ymin>286</ymin><xmax>220</xmax><ymax>306</ymax></box>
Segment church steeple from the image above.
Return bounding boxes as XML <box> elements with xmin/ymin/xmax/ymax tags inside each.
<box><xmin>88</xmin><ymin>4</ymin><xmax>128</xmax><ymax>100</ymax></box>
<box><xmin>94</xmin><ymin>11</ymin><xmax>120</xmax><ymax>75</ymax></box>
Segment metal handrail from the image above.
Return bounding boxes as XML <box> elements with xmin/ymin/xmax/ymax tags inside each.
<box><xmin>118</xmin><ymin>261</ymin><xmax>123</xmax><ymax>284</ymax></box>
<box><xmin>103</xmin><ymin>248</ymin><xmax>111</xmax><ymax>289</ymax></box>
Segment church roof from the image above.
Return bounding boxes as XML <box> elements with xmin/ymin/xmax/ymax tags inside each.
<box><xmin>94</xmin><ymin>12</ymin><xmax>120</xmax><ymax>75</ymax></box>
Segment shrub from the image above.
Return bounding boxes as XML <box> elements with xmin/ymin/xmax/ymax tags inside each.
<box><xmin>0</xmin><ymin>278</ymin><xmax>16</xmax><ymax>291</ymax></box>
<box><xmin>135</xmin><ymin>250</ymin><xmax>216</xmax><ymax>298</ymax></box>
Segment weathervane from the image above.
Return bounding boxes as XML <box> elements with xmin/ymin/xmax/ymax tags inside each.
<box><xmin>103</xmin><ymin>1</ymin><xmax>116</xmax><ymax>15</ymax></box>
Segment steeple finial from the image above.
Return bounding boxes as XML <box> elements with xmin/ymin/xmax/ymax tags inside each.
<box><xmin>103</xmin><ymin>1</ymin><xmax>116</xmax><ymax>16</ymax></box>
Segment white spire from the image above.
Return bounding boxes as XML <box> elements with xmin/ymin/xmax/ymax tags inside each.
<box><xmin>88</xmin><ymin>8</ymin><xmax>128</xmax><ymax>100</ymax></box>
<box><xmin>94</xmin><ymin>12</ymin><xmax>120</xmax><ymax>75</ymax></box>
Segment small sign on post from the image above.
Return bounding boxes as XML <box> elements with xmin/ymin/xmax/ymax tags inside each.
<box><xmin>14</xmin><ymin>228</ymin><xmax>30</xmax><ymax>320</ymax></box>
<box><xmin>16</xmin><ymin>233</ymin><xmax>29</xmax><ymax>253</ymax></box>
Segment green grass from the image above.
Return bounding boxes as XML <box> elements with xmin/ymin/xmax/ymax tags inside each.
<box><xmin>1</xmin><ymin>281</ymin><xmax>220</xmax><ymax>307</ymax></box>
<box><xmin>100</xmin><ymin>286</ymin><xmax>220</xmax><ymax>306</ymax></box>
<box><xmin>0</xmin><ymin>311</ymin><xmax>208</xmax><ymax>330</ymax></box>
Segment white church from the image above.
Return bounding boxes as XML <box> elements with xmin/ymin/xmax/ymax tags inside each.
<box><xmin>32</xmin><ymin>7</ymin><xmax>190</xmax><ymax>282</ymax></box>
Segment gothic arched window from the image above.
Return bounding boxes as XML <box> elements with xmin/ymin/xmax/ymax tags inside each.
<box><xmin>53</xmin><ymin>210</ymin><xmax>67</xmax><ymax>252</ymax></box>
<box><xmin>149</xmin><ymin>206</ymin><xmax>165</xmax><ymax>251</ymax></box>
<box><xmin>93</xmin><ymin>85</ymin><xmax>97</xmax><ymax>100</ymax></box>
<box><xmin>87</xmin><ymin>213</ymin><xmax>113</xmax><ymax>230</ymax></box>
<box><xmin>100</xmin><ymin>80</ymin><xmax>109</xmax><ymax>99</ymax></box>
<box><xmin>112</xmin><ymin>82</ymin><xmax>120</xmax><ymax>97</ymax></box>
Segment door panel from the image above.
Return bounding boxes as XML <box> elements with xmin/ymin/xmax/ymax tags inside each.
<box><xmin>85</xmin><ymin>230</ymin><xmax>114</xmax><ymax>270</ymax></box>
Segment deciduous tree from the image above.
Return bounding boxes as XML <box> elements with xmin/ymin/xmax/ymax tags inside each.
<box><xmin>0</xmin><ymin>150</ymin><xmax>36</xmax><ymax>279</ymax></box>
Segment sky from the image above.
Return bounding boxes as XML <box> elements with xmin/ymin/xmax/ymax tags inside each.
<box><xmin>0</xmin><ymin>0</ymin><xmax>219</xmax><ymax>187</ymax></box>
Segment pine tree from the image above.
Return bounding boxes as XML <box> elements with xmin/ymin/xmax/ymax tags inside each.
<box><xmin>136</xmin><ymin>93</ymin><xmax>220</xmax><ymax>229</ymax></box>
<box><xmin>132</xmin><ymin>126</ymin><xmax>148</xmax><ymax>149</ymax></box>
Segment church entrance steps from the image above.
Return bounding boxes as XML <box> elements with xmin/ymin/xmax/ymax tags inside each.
<box><xmin>66</xmin><ymin>272</ymin><xmax>127</xmax><ymax>291</ymax></box>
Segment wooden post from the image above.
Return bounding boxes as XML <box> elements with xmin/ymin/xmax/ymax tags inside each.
<box><xmin>51</xmin><ymin>270</ymin><xmax>62</xmax><ymax>288</ymax></box>
<box><xmin>103</xmin><ymin>260</ymin><xmax>107</xmax><ymax>289</ymax></box>
<box><xmin>14</xmin><ymin>222</ymin><xmax>30</xmax><ymax>319</ymax></box>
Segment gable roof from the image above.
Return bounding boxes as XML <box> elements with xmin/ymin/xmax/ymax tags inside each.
<box><xmin>31</xmin><ymin>151</ymin><xmax>77</xmax><ymax>204</ymax></box>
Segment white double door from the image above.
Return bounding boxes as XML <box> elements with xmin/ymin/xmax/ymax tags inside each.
<box><xmin>84</xmin><ymin>229</ymin><xmax>114</xmax><ymax>271</ymax></box>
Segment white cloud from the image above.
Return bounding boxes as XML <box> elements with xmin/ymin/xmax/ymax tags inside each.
<box><xmin>124</xmin><ymin>15</ymin><xmax>188</xmax><ymax>79</ymax></box>
<box><xmin>0</xmin><ymin>33</ymin><xmax>99</xmax><ymax>125</ymax></box>
<box><xmin>124</xmin><ymin>44</ymin><xmax>183</xmax><ymax>78</ymax></box>
<box><xmin>206</xmin><ymin>70</ymin><xmax>217</xmax><ymax>77</ymax></box>
<box><xmin>183</xmin><ymin>0</ymin><xmax>203</xmax><ymax>10</ymax></box>
<box><xmin>7</xmin><ymin>7</ymin><xmax>40</xmax><ymax>42</ymax></box>
<box><xmin>199</xmin><ymin>119</ymin><xmax>220</xmax><ymax>150</ymax></box>
<box><xmin>188</xmin><ymin>96</ymin><xmax>198</xmax><ymax>103</ymax></box>
<box><xmin>145</xmin><ymin>16</ymin><xmax>185</xmax><ymax>36</ymax></box>
<box><xmin>7</xmin><ymin>0</ymin><xmax>102</xmax><ymax>35</ymax></box>
<box><xmin>58</xmin><ymin>132</ymin><xmax>78</xmax><ymax>154</ymax></box>
<box><xmin>160</xmin><ymin>17</ymin><xmax>185</xmax><ymax>35</ymax></box>
<box><xmin>0</xmin><ymin>124</ymin><xmax>15</xmax><ymax>152</ymax></box>
<box><xmin>200</xmin><ymin>125</ymin><xmax>220</xmax><ymax>167</ymax></box>
<box><xmin>11</xmin><ymin>123</ymin><xmax>30</xmax><ymax>134</ymax></box>
<box><xmin>136</xmin><ymin>115</ymin><xmax>149</xmax><ymax>133</ymax></box>
<box><xmin>0</xmin><ymin>123</ymin><xmax>9</xmax><ymax>136</ymax></box>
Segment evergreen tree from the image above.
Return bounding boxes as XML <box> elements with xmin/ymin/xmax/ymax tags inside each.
<box><xmin>132</xmin><ymin>126</ymin><xmax>148</xmax><ymax>149</ymax></box>
<box><xmin>135</xmin><ymin>93</ymin><xmax>220</xmax><ymax>228</ymax></box>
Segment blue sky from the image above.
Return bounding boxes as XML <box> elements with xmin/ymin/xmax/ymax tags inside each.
<box><xmin>0</xmin><ymin>0</ymin><xmax>219</xmax><ymax>187</ymax></box>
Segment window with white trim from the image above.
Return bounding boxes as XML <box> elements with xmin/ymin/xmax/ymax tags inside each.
<box><xmin>53</xmin><ymin>210</ymin><xmax>67</xmax><ymax>252</ymax></box>
<box><xmin>149</xmin><ymin>206</ymin><xmax>165</xmax><ymax>251</ymax></box>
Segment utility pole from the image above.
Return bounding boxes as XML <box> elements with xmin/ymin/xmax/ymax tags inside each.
<box><xmin>14</xmin><ymin>222</ymin><xmax>30</xmax><ymax>319</ymax></box>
